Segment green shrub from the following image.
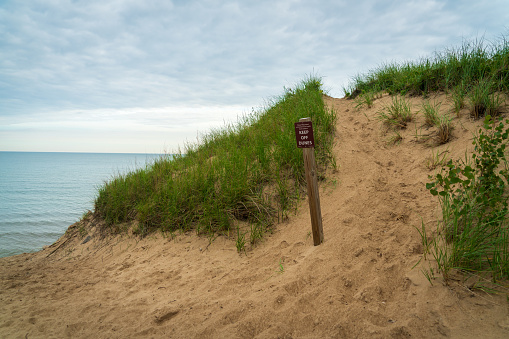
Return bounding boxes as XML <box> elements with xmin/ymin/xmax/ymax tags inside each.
<box><xmin>422</xmin><ymin>116</ymin><xmax>509</xmax><ymax>283</ymax></box>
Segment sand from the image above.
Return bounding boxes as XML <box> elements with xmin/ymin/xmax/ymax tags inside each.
<box><xmin>2</xmin><ymin>94</ymin><xmax>509</xmax><ymax>338</ymax></box>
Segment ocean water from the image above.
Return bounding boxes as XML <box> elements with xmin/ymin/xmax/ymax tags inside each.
<box><xmin>0</xmin><ymin>152</ymin><xmax>164</xmax><ymax>258</ymax></box>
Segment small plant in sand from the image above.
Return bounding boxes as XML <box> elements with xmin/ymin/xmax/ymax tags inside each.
<box><xmin>78</xmin><ymin>225</ymin><xmax>88</xmax><ymax>237</ymax></box>
<box><xmin>79</xmin><ymin>210</ymin><xmax>92</xmax><ymax>222</ymax></box>
<box><xmin>250</xmin><ymin>223</ymin><xmax>264</xmax><ymax>245</ymax></box>
<box><xmin>417</xmin><ymin>99</ymin><xmax>454</xmax><ymax>145</ymax></box>
<box><xmin>468</xmin><ymin>78</ymin><xmax>504</xmax><ymax>119</ymax></box>
<box><xmin>355</xmin><ymin>89</ymin><xmax>379</xmax><ymax>109</ymax></box>
<box><xmin>277</xmin><ymin>258</ymin><xmax>284</xmax><ymax>274</ymax></box>
<box><xmin>378</xmin><ymin>96</ymin><xmax>413</xmax><ymax>129</ymax></box>
<box><xmin>421</xmin><ymin>100</ymin><xmax>441</xmax><ymax>127</ymax></box>
<box><xmin>420</xmin><ymin>116</ymin><xmax>509</xmax><ymax>284</ymax></box>
<box><xmin>435</xmin><ymin>114</ymin><xmax>453</xmax><ymax>144</ymax></box>
<box><xmin>387</xmin><ymin>130</ymin><xmax>403</xmax><ymax>145</ymax></box>
<box><xmin>236</xmin><ymin>227</ymin><xmax>246</xmax><ymax>253</ymax></box>
<box><xmin>426</xmin><ymin>148</ymin><xmax>449</xmax><ymax>170</ymax></box>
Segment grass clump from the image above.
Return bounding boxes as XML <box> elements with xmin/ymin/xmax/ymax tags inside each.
<box><xmin>426</xmin><ymin>148</ymin><xmax>449</xmax><ymax>170</ymax></box>
<box><xmin>94</xmin><ymin>77</ymin><xmax>337</xmax><ymax>249</ymax></box>
<box><xmin>436</xmin><ymin>114</ymin><xmax>453</xmax><ymax>144</ymax></box>
<box><xmin>451</xmin><ymin>82</ymin><xmax>467</xmax><ymax>116</ymax></box>
<box><xmin>469</xmin><ymin>78</ymin><xmax>505</xmax><ymax>119</ymax></box>
<box><xmin>345</xmin><ymin>35</ymin><xmax>509</xmax><ymax>99</ymax></box>
<box><xmin>421</xmin><ymin>100</ymin><xmax>441</xmax><ymax>127</ymax></box>
<box><xmin>354</xmin><ymin>88</ymin><xmax>381</xmax><ymax>109</ymax></box>
<box><xmin>418</xmin><ymin>100</ymin><xmax>453</xmax><ymax>144</ymax></box>
<box><xmin>378</xmin><ymin>96</ymin><xmax>413</xmax><ymax>129</ymax></box>
<box><xmin>421</xmin><ymin>116</ymin><xmax>509</xmax><ymax>284</ymax></box>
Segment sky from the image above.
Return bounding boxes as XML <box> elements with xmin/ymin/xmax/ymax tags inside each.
<box><xmin>1</xmin><ymin>0</ymin><xmax>508</xmax><ymax>154</ymax></box>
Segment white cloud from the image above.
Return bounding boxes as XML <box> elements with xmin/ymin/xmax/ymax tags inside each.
<box><xmin>1</xmin><ymin>0</ymin><xmax>509</xmax><ymax>152</ymax></box>
<box><xmin>0</xmin><ymin>104</ymin><xmax>251</xmax><ymax>153</ymax></box>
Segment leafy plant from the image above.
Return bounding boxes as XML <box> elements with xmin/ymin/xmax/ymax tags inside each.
<box><xmin>423</xmin><ymin>116</ymin><xmax>509</xmax><ymax>282</ymax></box>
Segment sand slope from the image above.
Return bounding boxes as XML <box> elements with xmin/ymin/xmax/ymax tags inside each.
<box><xmin>2</xmin><ymin>95</ymin><xmax>509</xmax><ymax>338</ymax></box>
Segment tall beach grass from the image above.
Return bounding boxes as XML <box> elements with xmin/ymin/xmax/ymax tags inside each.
<box><xmin>94</xmin><ymin>77</ymin><xmax>337</xmax><ymax>249</ymax></box>
<box><xmin>345</xmin><ymin>35</ymin><xmax>509</xmax><ymax>101</ymax></box>
<box><xmin>345</xmin><ymin>34</ymin><xmax>509</xmax><ymax>286</ymax></box>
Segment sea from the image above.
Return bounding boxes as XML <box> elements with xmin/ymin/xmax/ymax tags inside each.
<box><xmin>0</xmin><ymin>152</ymin><xmax>165</xmax><ymax>258</ymax></box>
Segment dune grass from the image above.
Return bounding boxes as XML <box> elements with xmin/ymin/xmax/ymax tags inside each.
<box><xmin>345</xmin><ymin>35</ymin><xmax>509</xmax><ymax>100</ymax></box>
<box><xmin>421</xmin><ymin>116</ymin><xmax>509</xmax><ymax>285</ymax></box>
<box><xmin>94</xmin><ymin>77</ymin><xmax>337</xmax><ymax>249</ymax></box>
<box><xmin>345</xmin><ymin>35</ymin><xmax>509</xmax><ymax>286</ymax></box>
<box><xmin>377</xmin><ymin>95</ymin><xmax>413</xmax><ymax>129</ymax></box>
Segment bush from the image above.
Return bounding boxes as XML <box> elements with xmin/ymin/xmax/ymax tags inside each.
<box><xmin>422</xmin><ymin>116</ymin><xmax>509</xmax><ymax>283</ymax></box>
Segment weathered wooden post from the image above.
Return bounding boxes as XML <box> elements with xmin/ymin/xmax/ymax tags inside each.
<box><xmin>294</xmin><ymin>117</ymin><xmax>324</xmax><ymax>245</ymax></box>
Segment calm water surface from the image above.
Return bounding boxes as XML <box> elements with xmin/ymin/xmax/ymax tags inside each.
<box><xmin>0</xmin><ymin>152</ymin><xmax>164</xmax><ymax>258</ymax></box>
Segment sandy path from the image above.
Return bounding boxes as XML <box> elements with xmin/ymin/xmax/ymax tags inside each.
<box><xmin>1</xmin><ymin>95</ymin><xmax>509</xmax><ymax>338</ymax></box>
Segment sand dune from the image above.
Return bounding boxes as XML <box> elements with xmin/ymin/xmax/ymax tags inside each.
<box><xmin>1</xmin><ymin>95</ymin><xmax>509</xmax><ymax>338</ymax></box>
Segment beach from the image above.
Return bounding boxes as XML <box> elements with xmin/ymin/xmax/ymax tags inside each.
<box><xmin>2</xmin><ymin>95</ymin><xmax>509</xmax><ymax>338</ymax></box>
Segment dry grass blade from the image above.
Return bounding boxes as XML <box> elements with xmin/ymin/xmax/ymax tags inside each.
<box><xmin>436</xmin><ymin>114</ymin><xmax>453</xmax><ymax>144</ymax></box>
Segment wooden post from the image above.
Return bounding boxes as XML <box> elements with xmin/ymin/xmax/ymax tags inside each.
<box><xmin>299</xmin><ymin>118</ymin><xmax>324</xmax><ymax>245</ymax></box>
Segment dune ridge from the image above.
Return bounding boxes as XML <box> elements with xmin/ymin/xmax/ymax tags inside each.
<box><xmin>1</xmin><ymin>94</ymin><xmax>509</xmax><ymax>338</ymax></box>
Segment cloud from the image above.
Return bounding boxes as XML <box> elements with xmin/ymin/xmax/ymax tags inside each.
<box><xmin>1</xmin><ymin>0</ymin><xmax>508</xmax><ymax>152</ymax></box>
<box><xmin>0</xmin><ymin>104</ymin><xmax>251</xmax><ymax>153</ymax></box>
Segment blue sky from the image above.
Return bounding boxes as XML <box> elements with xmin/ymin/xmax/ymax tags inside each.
<box><xmin>1</xmin><ymin>0</ymin><xmax>508</xmax><ymax>153</ymax></box>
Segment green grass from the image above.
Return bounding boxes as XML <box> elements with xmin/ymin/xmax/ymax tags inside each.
<box><xmin>344</xmin><ymin>33</ymin><xmax>509</xmax><ymax>286</ymax></box>
<box><xmin>377</xmin><ymin>95</ymin><xmax>413</xmax><ymax>129</ymax></box>
<box><xmin>354</xmin><ymin>88</ymin><xmax>380</xmax><ymax>109</ymax></box>
<box><xmin>468</xmin><ymin>78</ymin><xmax>505</xmax><ymax>119</ymax></box>
<box><xmin>94</xmin><ymin>76</ymin><xmax>337</xmax><ymax>249</ymax></box>
<box><xmin>426</xmin><ymin>148</ymin><xmax>449</xmax><ymax>170</ymax></box>
<box><xmin>421</xmin><ymin>100</ymin><xmax>441</xmax><ymax>126</ymax></box>
<box><xmin>421</xmin><ymin>116</ymin><xmax>509</xmax><ymax>285</ymax></box>
<box><xmin>346</xmin><ymin>35</ymin><xmax>509</xmax><ymax>98</ymax></box>
<box><xmin>451</xmin><ymin>82</ymin><xmax>467</xmax><ymax>116</ymax></box>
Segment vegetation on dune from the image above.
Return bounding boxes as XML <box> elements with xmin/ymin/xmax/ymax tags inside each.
<box><xmin>345</xmin><ymin>35</ymin><xmax>509</xmax><ymax>100</ymax></box>
<box><xmin>94</xmin><ymin>77</ymin><xmax>337</xmax><ymax>250</ymax></box>
<box><xmin>421</xmin><ymin>116</ymin><xmax>509</xmax><ymax>284</ymax></box>
<box><xmin>346</xmin><ymin>35</ymin><xmax>509</xmax><ymax>286</ymax></box>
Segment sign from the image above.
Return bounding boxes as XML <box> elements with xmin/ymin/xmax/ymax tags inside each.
<box><xmin>296</xmin><ymin>117</ymin><xmax>323</xmax><ymax>246</ymax></box>
<box><xmin>294</xmin><ymin>121</ymin><xmax>315</xmax><ymax>148</ymax></box>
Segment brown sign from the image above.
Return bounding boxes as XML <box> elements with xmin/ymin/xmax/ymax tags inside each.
<box><xmin>294</xmin><ymin>121</ymin><xmax>315</xmax><ymax>148</ymax></box>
